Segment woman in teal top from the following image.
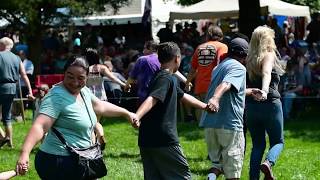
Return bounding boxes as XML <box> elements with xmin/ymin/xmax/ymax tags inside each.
<box><xmin>15</xmin><ymin>56</ymin><xmax>136</xmax><ymax>179</ymax></box>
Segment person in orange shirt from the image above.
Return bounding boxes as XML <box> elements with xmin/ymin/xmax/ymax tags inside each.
<box><xmin>185</xmin><ymin>25</ymin><xmax>228</xmax><ymax>120</ymax></box>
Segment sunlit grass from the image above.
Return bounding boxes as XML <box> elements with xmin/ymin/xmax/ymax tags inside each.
<box><xmin>1</xmin><ymin>104</ymin><xmax>320</xmax><ymax>179</ymax></box>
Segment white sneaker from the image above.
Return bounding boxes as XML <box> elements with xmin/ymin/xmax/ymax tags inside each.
<box><xmin>207</xmin><ymin>173</ymin><xmax>217</xmax><ymax>180</ymax></box>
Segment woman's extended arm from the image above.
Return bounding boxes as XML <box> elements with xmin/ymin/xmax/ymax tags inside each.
<box><xmin>16</xmin><ymin>114</ymin><xmax>55</xmax><ymax>175</ymax></box>
<box><xmin>92</xmin><ymin>97</ymin><xmax>134</xmax><ymax>124</ymax></box>
<box><xmin>261</xmin><ymin>53</ymin><xmax>275</xmax><ymax>94</ymax></box>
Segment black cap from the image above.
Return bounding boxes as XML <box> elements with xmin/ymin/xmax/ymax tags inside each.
<box><xmin>228</xmin><ymin>37</ymin><xmax>249</xmax><ymax>57</ymax></box>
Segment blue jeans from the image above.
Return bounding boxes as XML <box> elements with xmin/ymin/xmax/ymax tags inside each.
<box><xmin>282</xmin><ymin>92</ymin><xmax>297</xmax><ymax>120</ymax></box>
<box><xmin>246</xmin><ymin>99</ymin><xmax>284</xmax><ymax>180</ymax></box>
<box><xmin>0</xmin><ymin>94</ymin><xmax>15</xmax><ymax>126</ymax></box>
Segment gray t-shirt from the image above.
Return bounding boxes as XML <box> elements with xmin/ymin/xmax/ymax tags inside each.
<box><xmin>0</xmin><ymin>51</ymin><xmax>21</xmax><ymax>95</ymax></box>
<box><xmin>200</xmin><ymin>58</ymin><xmax>246</xmax><ymax>131</ymax></box>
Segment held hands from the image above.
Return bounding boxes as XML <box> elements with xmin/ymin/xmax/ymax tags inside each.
<box><xmin>132</xmin><ymin>115</ymin><xmax>140</xmax><ymax>129</ymax></box>
<box><xmin>127</xmin><ymin>112</ymin><xmax>140</xmax><ymax>129</ymax></box>
<box><xmin>251</xmin><ymin>89</ymin><xmax>268</xmax><ymax>101</ymax></box>
<box><xmin>16</xmin><ymin>152</ymin><xmax>29</xmax><ymax>176</ymax></box>
<box><xmin>206</xmin><ymin>96</ymin><xmax>220</xmax><ymax>113</ymax></box>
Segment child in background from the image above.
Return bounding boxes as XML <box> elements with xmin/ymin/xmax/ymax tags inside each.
<box><xmin>34</xmin><ymin>84</ymin><xmax>49</xmax><ymax>119</ymax></box>
<box><xmin>134</xmin><ymin>42</ymin><xmax>209</xmax><ymax>179</ymax></box>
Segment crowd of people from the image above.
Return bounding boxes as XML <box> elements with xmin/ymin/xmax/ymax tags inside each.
<box><xmin>0</xmin><ymin>14</ymin><xmax>319</xmax><ymax>180</ymax></box>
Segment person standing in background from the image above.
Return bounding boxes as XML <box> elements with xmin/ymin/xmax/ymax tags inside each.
<box><xmin>0</xmin><ymin>37</ymin><xmax>35</xmax><ymax>148</ymax></box>
<box><xmin>126</xmin><ymin>40</ymin><xmax>160</xmax><ymax>104</ymax></box>
<box><xmin>17</xmin><ymin>50</ymin><xmax>34</xmax><ymax>109</ymax></box>
<box><xmin>185</xmin><ymin>25</ymin><xmax>228</xmax><ymax>121</ymax></box>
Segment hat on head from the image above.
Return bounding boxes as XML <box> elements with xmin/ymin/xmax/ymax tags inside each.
<box><xmin>228</xmin><ymin>37</ymin><xmax>249</xmax><ymax>57</ymax></box>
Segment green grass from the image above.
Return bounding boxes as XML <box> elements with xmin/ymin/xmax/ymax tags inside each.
<box><xmin>1</xmin><ymin>106</ymin><xmax>320</xmax><ymax>179</ymax></box>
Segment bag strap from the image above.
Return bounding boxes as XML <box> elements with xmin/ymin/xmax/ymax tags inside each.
<box><xmin>80</xmin><ymin>92</ymin><xmax>94</xmax><ymax>137</ymax></box>
<box><xmin>51</xmin><ymin>127</ymin><xmax>74</xmax><ymax>153</ymax></box>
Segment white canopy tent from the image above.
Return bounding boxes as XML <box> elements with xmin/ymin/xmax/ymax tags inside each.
<box><xmin>169</xmin><ymin>0</ymin><xmax>310</xmax><ymax>20</ymax></box>
<box><xmin>72</xmin><ymin>0</ymin><xmax>183</xmax><ymax>40</ymax></box>
<box><xmin>72</xmin><ymin>0</ymin><xmax>183</xmax><ymax>26</ymax></box>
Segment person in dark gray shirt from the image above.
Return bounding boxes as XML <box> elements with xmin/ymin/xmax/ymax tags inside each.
<box><xmin>0</xmin><ymin>37</ymin><xmax>35</xmax><ymax>148</ymax></box>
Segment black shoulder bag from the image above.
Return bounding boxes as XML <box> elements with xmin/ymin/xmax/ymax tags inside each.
<box><xmin>52</xmin><ymin>92</ymin><xmax>107</xmax><ymax>179</ymax></box>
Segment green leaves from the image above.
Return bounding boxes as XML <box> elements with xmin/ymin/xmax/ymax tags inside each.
<box><xmin>280</xmin><ymin>0</ymin><xmax>319</xmax><ymax>13</ymax></box>
<box><xmin>0</xmin><ymin>0</ymin><xmax>130</xmax><ymax>27</ymax></box>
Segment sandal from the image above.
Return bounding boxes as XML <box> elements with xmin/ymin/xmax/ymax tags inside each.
<box><xmin>0</xmin><ymin>138</ymin><xmax>9</xmax><ymax>148</ymax></box>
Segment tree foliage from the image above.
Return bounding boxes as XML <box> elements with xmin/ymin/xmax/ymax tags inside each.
<box><xmin>0</xmin><ymin>0</ymin><xmax>130</xmax><ymax>72</ymax></box>
<box><xmin>0</xmin><ymin>0</ymin><xmax>130</xmax><ymax>29</ymax></box>
<box><xmin>283</xmin><ymin>0</ymin><xmax>320</xmax><ymax>13</ymax></box>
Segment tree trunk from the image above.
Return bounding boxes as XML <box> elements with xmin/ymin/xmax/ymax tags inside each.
<box><xmin>238</xmin><ymin>0</ymin><xmax>262</xmax><ymax>39</ymax></box>
<box><xmin>26</xmin><ymin>10</ymin><xmax>43</xmax><ymax>75</ymax></box>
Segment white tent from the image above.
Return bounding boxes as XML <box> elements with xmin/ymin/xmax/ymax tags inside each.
<box><xmin>72</xmin><ymin>0</ymin><xmax>183</xmax><ymax>40</ymax></box>
<box><xmin>72</xmin><ymin>0</ymin><xmax>182</xmax><ymax>26</ymax></box>
<box><xmin>170</xmin><ymin>0</ymin><xmax>310</xmax><ymax>20</ymax></box>
<box><xmin>0</xmin><ymin>18</ymin><xmax>10</xmax><ymax>29</ymax></box>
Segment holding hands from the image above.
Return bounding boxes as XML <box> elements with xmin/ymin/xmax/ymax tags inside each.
<box><xmin>126</xmin><ymin>112</ymin><xmax>140</xmax><ymax>129</ymax></box>
<box><xmin>206</xmin><ymin>96</ymin><xmax>220</xmax><ymax>113</ymax></box>
<box><xmin>16</xmin><ymin>152</ymin><xmax>29</xmax><ymax>176</ymax></box>
<box><xmin>250</xmin><ymin>88</ymin><xmax>268</xmax><ymax>101</ymax></box>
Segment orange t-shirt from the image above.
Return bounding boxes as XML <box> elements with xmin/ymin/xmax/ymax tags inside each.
<box><xmin>191</xmin><ymin>41</ymin><xmax>228</xmax><ymax>94</ymax></box>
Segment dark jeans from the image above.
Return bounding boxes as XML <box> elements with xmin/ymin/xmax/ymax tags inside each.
<box><xmin>35</xmin><ymin>150</ymin><xmax>82</xmax><ymax>180</ymax></box>
<box><xmin>246</xmin><ymin>99</ymin><xmax>284</xmax><ymax>180</ymax></box>
<box><xmin>0</xmin><ymin>94</ymin><xmax>15</xmax><ymax>126</ymax></box>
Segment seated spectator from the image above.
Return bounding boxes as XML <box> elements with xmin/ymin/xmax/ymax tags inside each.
<box><xmin>280</xmin><ymin>60</ymin><xmax>303</xmax><ymax>120</ymax></box>
<box><xmin>34</xmin><ymin>84</ymin><xmax>49</xmax><ymax>118</ymax></box>
<box><xmin>291</xmin><ymin>40</ymin><xmax>312</xmax><ymax>87</ymax></box>
<box><xmin>103</xmin><ymin>61</ymin><xmax>126</xmax><ymax>105</ymax></box>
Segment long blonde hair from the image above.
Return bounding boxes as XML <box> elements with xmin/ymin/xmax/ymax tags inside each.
<box><xmin>246</xmin><ymin>26</ymin><xmax>284</xmax><ymax>80</ymax></box>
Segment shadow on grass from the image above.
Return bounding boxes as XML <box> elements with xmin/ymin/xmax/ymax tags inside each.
<box><xmin>101</xmin><ymin>116</ymin><xmax>204</xmax><ymax>141</ymax></box>
<box><xmin>190</xmin><ymin>168</ymin><xmax>208</xmax><ymax>177</ymax></box>
<box><xmin>100</xmin><ymin>117</ymin><xmax>128</xmax><ymax>126</ymax></box>
<box><xmin>105</xmin><ymin>152</ymin><xmax>140</xmax><ymax>159</ymax></box>
<box><xmin>284</xmin><ymin>104</ymin><xmax>320</xmax><ymax>142</ymax></box>
<box><xmin>284</xmin><ymin>120</ymin><xmax>320</xmax><ymax>142</ymax></box>
<box><xmin>177</xmin><ymin>122</ymin><xmax>204</xmax><ymax>141</ymax></box>
<box><xmin>187</xmin><ymin>156</ymin><xmax>207</xmax><ymax>163</ymax></box>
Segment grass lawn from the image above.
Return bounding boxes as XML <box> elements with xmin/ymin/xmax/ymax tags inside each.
<box><xmin>1</xmin><ymin>105</ymin><xmax>320</xmax><ymax>179</ymax></box>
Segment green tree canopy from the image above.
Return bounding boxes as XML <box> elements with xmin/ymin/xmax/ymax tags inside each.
<box><xmin>0</xmin><ymin>0</ymin><xmax>130</xmax><ymax>31</ymax></box>
<box><xmin>0</xmin><ymin>0</ymin><xmax>130</xmax><ymax>72</ymax></box>
<box><xmin>283</xmin><ymin>0</ymin><xmax>320</xmax><ymax>13</ymax></box>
